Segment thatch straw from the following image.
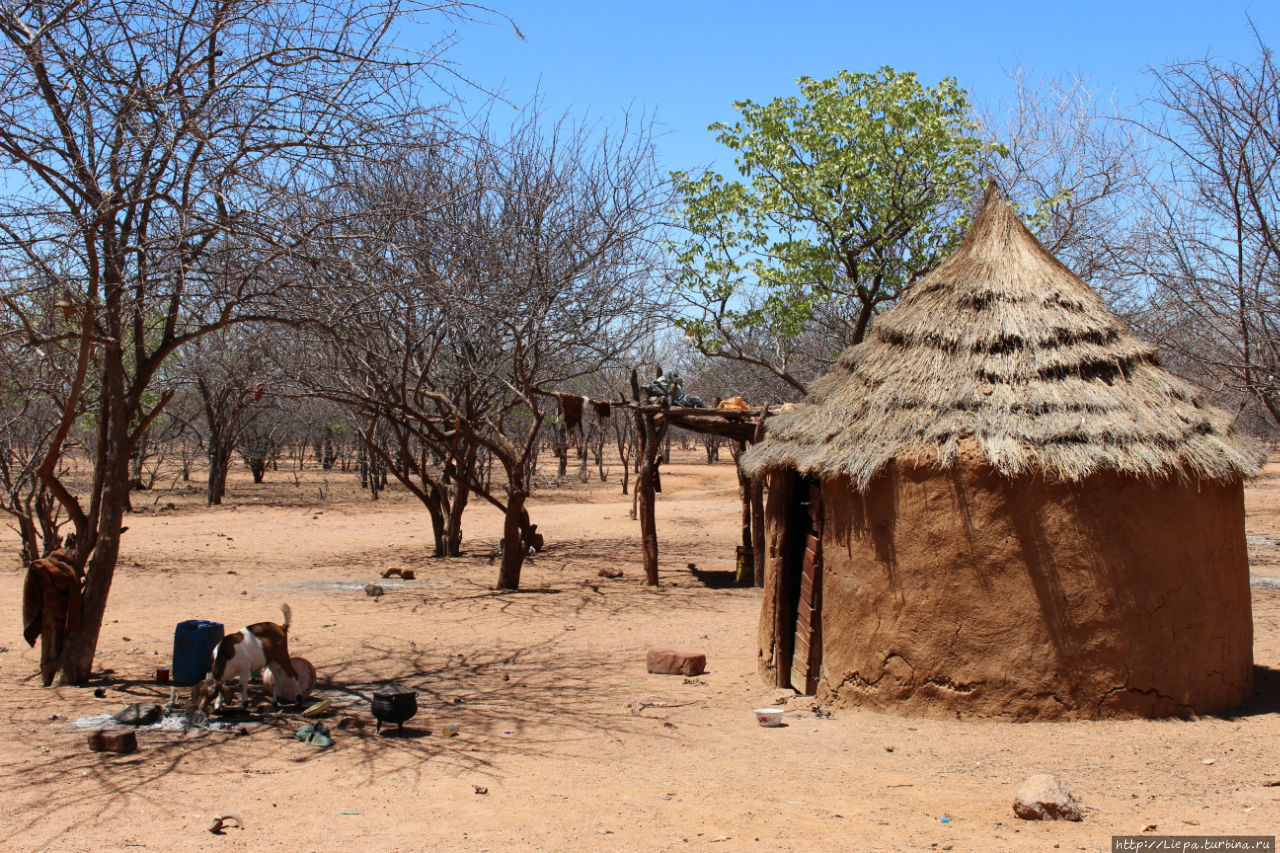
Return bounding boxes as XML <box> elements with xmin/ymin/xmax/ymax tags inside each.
<box><xmin>742</xmin><ymin>182</ymin><xmax>1262</xmax><ymax>488</ymax></box>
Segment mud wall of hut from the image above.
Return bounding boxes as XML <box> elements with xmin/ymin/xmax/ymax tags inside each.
<box><xmin>764</xmin><ymin>462</ymin><xmax>1254</xmax><ymax>720</ymax></box>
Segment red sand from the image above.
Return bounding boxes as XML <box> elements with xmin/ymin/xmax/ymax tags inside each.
<box><xmin>2</xmin><ymin>454</ymin><xmax>1279</xmax><ymax>851</ymax></box>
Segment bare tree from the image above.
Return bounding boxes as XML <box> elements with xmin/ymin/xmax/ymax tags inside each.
<box><xmin>0</xmin><ymin>0</ymin><xmax>489</xmax><ymax>685</ymax></box>
<box><xmin>304</xmin><ymin>105</ymin><xmax>669</xmax><ymax>588</ymax></box>
<box><xmin>0</xmin><ymin>304</ymin><xmax>76</xmax><ymax>562</ymax></box>
<box><xmin>178</xmin><ymin>324</ymin><xmax>279</xmax><ymax>504</ymax></box>
<box><xmin>977</xmin><ymin>69</ymin><xmax>1148</xmax><ymax>309</ymax></box>
<box><xmin>1139</xmin><ymin>35</ymin><xmax>1280</xmax><ymax>430</ymax></box>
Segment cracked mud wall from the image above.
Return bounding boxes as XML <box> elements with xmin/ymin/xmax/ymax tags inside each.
<box><xmin>807</xmin><ymin>462</ymin><xmax>1252</xmax><ymax>720</ymax></box>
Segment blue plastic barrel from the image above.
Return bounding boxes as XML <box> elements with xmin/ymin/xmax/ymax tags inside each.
<box><xmin>171</xmin><ymin>620</ymin><xmax>224</xmax><ymax>685</ymax></box>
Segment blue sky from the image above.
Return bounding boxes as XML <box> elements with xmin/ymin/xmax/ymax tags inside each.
<box><xmin>431</xmin><ymin>0</ymin><xmax>1279</xmax><ymax>174</ymax></box>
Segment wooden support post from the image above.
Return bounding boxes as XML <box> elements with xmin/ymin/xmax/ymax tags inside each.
<box><xmin>750</xmin><ymin>410</ymin><xmax>769</xmax><ymax>589</ymax></box>
<box><xmin>750</xmin><ymin>478</ymin><xmax>766</xmax><ymax>590</ymax></box>
<box><xmin>632</xmin><ymin>370</ymin><xmax>664</xmax><ymax>586</ymax></box>
<box><xmin>735</xmin><ymin>440</ymin><xmax>753</xmax><ymax>584</ymax></box>
<box><xmin>765</xmin><ymin>470</ymin><xmax>794</xmax><ymax>688</ymax></box>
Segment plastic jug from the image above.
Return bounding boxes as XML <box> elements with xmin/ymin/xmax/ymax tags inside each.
<box><xmin>171</xmin><ymin>620</ymin><xmax>224</xmax><ymax>684</ymax></box>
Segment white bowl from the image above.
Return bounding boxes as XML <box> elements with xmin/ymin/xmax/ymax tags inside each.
<box><xmin>754</xmin><ymin>707</ymin><xmax>785</xmax><ymax>727</ymax></box>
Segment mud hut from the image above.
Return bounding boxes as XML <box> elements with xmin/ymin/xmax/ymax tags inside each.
<box><xmin>742</xmin><ymin>182</ymin><xmax>1262</xmax><ymax>720</ymax></box>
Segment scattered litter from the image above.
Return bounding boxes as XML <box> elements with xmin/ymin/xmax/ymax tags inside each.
<box><xmin>339</xmin><ymin>811</ymin><xmax>358</xmax><ymax>816</ymax></box>
<box><xmin>473</xmin><ymin>785</ymin><xmax>488</xmax><ymax>795</ymax></box>
<box><xmin>295</xmin><ymin>722</ymin><xmax>333</xmax><ymax>748</ymax></box>
<box><xmin>628</xmin><ymin>696</ymin><xmax>697</xmax><ymax>716</ymax></box>
<box><xmin>1202</xmin><ymin>758</ymin><xmax>1216</xmax><ymax>765</ymax></box>
<box><xmin>940</xmin><ymin>817</ymin><xmax>951</xmax><ymax>824</ymax></box>
<box><xmin>207</xmin><ymin>813</ymin><xmax>243</xmax><ymax>835</ymax></box>
<box><xmin>442</xmin><ymin>723</ymin><xmax>459</xmax><ymax>737</ymax></box>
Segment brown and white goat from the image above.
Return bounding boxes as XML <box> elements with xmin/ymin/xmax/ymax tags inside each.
<box><xmin>202</xmin><ymin>603</ymin><xmax>298</xmax><ymax>709</ymax></box>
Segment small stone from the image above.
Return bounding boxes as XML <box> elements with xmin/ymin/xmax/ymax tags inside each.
<box><xmin>598</xmin><ymin>567</ymin><xmax>624</xmax><ymax>579</ymax></box>
<box><xmin>646</xmin><ymin>649</ymin><xmax>706</xmax><ymax>676</ymax></box>
<box><xmin>1013</xmin><ymin>774</ymin><xmax>1083</xmax><ymax>821</ymax></box>
<box><xmin>401</xmin><ymin>570</ymin><xmax>415</xmax><ymax>580</ymax></box>
<box><xmin>88</xmin><ymin>728</ymin><xmax>137</xmax><ymax>754</ymax></box>
<box><xmin>364</xmin><ymin>584</ymin><xmax>384</xmax><ymax>597</ymax></box>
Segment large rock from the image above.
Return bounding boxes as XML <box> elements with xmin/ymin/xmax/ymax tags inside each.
<box><xmin>646</xmin><ymin>650</ymin><xmax>706</xmax><ymax>676</ymax></box>
<box><xmin>1013</xmin><ymin>774</ymin><xmax>1083</xmax><ymax>821</ymax></box>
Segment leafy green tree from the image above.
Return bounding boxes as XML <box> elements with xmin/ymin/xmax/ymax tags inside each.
<box><xmin>671</xmin><ymin>67</ymin><xmax>998</xmax><ymax>394</ymax></box>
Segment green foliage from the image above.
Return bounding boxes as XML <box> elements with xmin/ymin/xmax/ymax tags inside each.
<box><xmin>670</xmin><ymin>67</ymin><xmax>1002</xmax><ymax>384</ymax></box>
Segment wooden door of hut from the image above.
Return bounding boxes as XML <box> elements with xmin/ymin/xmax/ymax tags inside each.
<box><xmin>790</xmin><ymin>479</ymin><xmax>823</xmax><ymax>694</ymax></box>
<box><xmin>771</xmin><ymin>474</ymin><xmax>823</xmax><ymax>693</ymax></box>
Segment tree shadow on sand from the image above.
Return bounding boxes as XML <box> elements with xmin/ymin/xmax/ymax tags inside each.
<box><xmin>3</xmin><ymin>631</ymin><xmax>700</xmax><ymax>833</ymax></box>
<box><xmin>270</xmin><ymin>634</ymin><xmax>693</xmax><ymax>784</ymax></box>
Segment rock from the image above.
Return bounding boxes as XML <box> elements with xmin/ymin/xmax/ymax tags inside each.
<box><xmin>88</xmin><ymin>728</ymin><xmax>137</xmax><ymax>754</ymax></box>
<box><xmin>401</xmin><ymin>570</ymin><xmax>415</xmax><ymax>580</ymax></box>
<box><xmin>112</xmin><ymin>702</ymin><xmax>161</xmax><ymax>726</ymax></box>
<box><xmin>364</xmin><ymin>583</ymin><xmax>384</xmax><ymax>597</ymax></box>
<box><xmin>1013</xmin><ymin>774</ymin><xmax>1083</xmax><ymax>821</ymax></box>
<box><xmin>381</xmin><ymin>568</ymin><xmax>402</xmax><ymax>579</ymax></box>
<box><xmin>598</xmin><ymin>567</ymin><xmax>624</xmax><ymax>579</ymax></box>
<box><xmin>646</xmin><ymin>649</ymin><xmax>707</xmax><ymax>676</ymax></box>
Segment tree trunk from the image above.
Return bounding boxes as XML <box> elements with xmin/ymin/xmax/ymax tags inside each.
<box><xmin>207</xmin><ymin>441</ymin><xmax>230</xmax><ymax>506</ymax></box>
<box><xmin>636</xmin><ymin>410</ymin><xmax>666</xmax><ymax>586</ymax></box>
<box><xmin>445</xmin><ymin>459</ymin><xmax>472</xmax><ymax>557</ymax></box>
<box><xmin>425</xmin><ymin>496</ymin><xmax>446</xmax><ymax>557</ymax></box>
<box><xmin>55</xmin><ymin>346</ymin><xmax>131</xmax><ymax>685</ymax></box>
<box><xmin>16</xmin><ymin>514</ymin><xmax>39</xmax><ymax>566</ymax></box>
<box><xmin>496</xmin><ymin>486</ymin><xmax>527</xmax><ymax>590</ymax></box>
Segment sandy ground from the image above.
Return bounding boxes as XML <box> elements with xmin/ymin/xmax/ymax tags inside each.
<box><xmin>2</xmin><ymin>452</ymin><xmax>1279</xmax><ymax>852</ymax></box>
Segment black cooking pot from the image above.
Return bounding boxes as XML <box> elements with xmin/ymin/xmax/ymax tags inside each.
<box><xmin>371</xmin><ymin>684</ymin><xmax>418</xmax><ymax>734</ymax></box>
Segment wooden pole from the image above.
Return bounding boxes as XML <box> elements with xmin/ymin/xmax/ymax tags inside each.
<box><xmin>750</xmin><ymin>410</ymin><xmax>769</xmax><ymax>589</ymax></box>
<box><xmin>632</xmin><ymin>370</ymin><xmax>662</xmax><ymax>586</ymax></box>
<box><xmin>734</xmin><ymin>440</ymin><xmax>753</xmax><ymax>584</ymax></box>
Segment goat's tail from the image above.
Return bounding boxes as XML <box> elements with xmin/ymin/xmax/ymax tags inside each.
<box><xmin>280</xmin><ymin>603</ymin><xmax>292</xmax><ymax>632</ymax></box>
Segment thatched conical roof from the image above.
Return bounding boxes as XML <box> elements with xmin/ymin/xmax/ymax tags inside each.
<box><xmin>743</xmin><ymin>182</ymin><xmax>1262</xmax><ymax>487</ymax></box>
